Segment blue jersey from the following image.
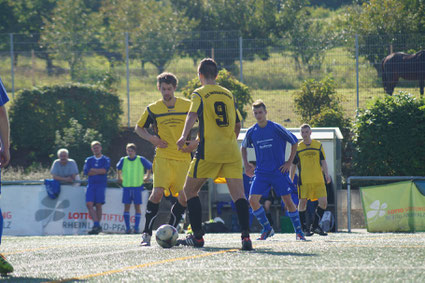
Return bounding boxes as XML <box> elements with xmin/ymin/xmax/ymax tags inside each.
<box><xmin>0</xmin><ymin>76</ymin><xmax>9</xmax><ymax>195</ymax></box>
<box><xmin>0</xmin><ymin>76</ymin><xmax>10</xmax><ymax>107</ymax></box>
<box><xmin>242</xmin><ymin>121</ymin><xmax>297</xmax><ymax>175</ymax></box>
<box><xmin>84</xmin><ymin>155</ymin><xmax>110</xmax><ymax>186</ymax></box>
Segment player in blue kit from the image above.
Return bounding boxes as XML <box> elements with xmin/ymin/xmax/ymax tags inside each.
<box><xmin>0</xmin><ymin>76</ymin><xmax>13</xmax><ymax>275</ymax></box>
<box><xmin>116</xmin><ymin>143</ymin><xmax>152</xmax><ymax>234</ymax></box>
<box><xmin>241</xmin><ymin>100</ymin><xmax>306</xmax><ymax>241</ymax></box>
<box><xmin>84</xmin><ymin>141</ymin><xmax>111</xmax><ymax>235</ymax></box>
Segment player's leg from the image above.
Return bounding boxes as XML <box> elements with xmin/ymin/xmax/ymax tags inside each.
<box><xmin>264</xmin><ymin>199</ymin><xmax>274</xmax><ymax>227</ymax></box>
<box><xmin>142</xmin><ymin>187</ymin><xmax>164</xmax><ymax>239</ymax></box>
<box><xmin>222</xmin><ymin>161</ymin><xmax>253</xmax><ymax>250</ymax></box>
<box><xmin>123</xmin><ymin>203</ymin><xmax>131</xmax><ymax>234</ymax></box>
<box><xmin>133</xmin><ymin>187</ymin><xmax>142</xmax><ymax>234</ymax></box>
<box><xmin>169</xmin><ymin>193</ymin><xmax>187</xmax><ymax>228</ymax></box>
<box><xmin>275</xmin><ymin>174</ymin><xmax>305</xmax><ymax>240</ymax></box>
<box><xmin>95</xmin><ymin>203</ymin><xmax>103</xmax><ymax>233</ymax></box>
<box><xmin>122</xmin><ymin>187</ymin><xmax>132</xmax><ymax>233</ymax></box>
<box><xmin>179</xmin><ymin>177</ymin><xmax>207</xmax><ymax>246</ymax></box>
<box><xmin>312</xmin><ymin>195</ymin><xmax>328</xmax><ymax>236</ymax></box>
<box><xmin>134</xmin><ymin>204</ymin><xmax>141</xmax><ymax>233</ymax></box>
<box><xmin>298</xmin><ymin>197</ymin><xmax>313</xmax><ymax>236</ymax></box>
<box><xmin>248</xmin><ymin>175</ymin><xmax>273</xmax><ymax>240</ymax></box>
<box><xmin>168</xmin><ymin>159</ymin><xmax>189</xmax><ymax>228</ymax></box>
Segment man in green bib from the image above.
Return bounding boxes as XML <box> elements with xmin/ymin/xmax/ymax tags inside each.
<box><xmin>117</xmin><ymin>143</ymin><xmax>152</xmax><ymax>234</ymax></box>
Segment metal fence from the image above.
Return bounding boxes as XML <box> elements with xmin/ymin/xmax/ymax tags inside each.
<box><xmin>0</xmin><ymin>32</ymin><xmax>424</xmax><ymax>127</ymax></box>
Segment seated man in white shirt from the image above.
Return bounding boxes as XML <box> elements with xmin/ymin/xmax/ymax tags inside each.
<box><xmin>50</xmin><ymin>148</ymin><xmax>80</xmax><ymax>183</ymax></box>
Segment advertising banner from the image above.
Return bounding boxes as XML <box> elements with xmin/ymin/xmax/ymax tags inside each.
<box><xmin>1</xmin><ymin>185</ymin><xmax>149</xmax><ymax>236</ymax></box>
<box><xmin>360</xmin><ymin>181</ymin><xmax>425</xmax><ymax>232</ymax></box>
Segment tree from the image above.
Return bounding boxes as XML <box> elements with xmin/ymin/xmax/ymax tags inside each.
<box><xmin>41</xmin><ymin>0</ymin><xmax>100</xmax><ymax>80</ymax></box>
<box><xmin>293</xmin><ymin>76</ymin><xmax>342</xmax><ymax>122</ymax></box>
<box><xmin>353</xmin><ymin>93</ymin><xmax>425</xmax><ymax>176</ymax></box>
<box><xmin>7</xmin><ymin>0</ymin><xmax>57</xmax><ymax>74</ymax></box>
<box><xmin>132</xmin><ymin>0</ymin><xmax>196</xmax><ymax>74</ymax></box>
<box><xmin>341</xmin><ymin>0</ymin><xmax>424</xmax><ymax>75</ymax></box>
<box><xmin>174</xmin><ymin>0</ymin><xmax>278</xmax><ymax>70</ymax></box>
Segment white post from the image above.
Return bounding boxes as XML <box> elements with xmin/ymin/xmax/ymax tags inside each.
<box><xmin>10</xmin><ymin>33</ymin><xmax>14</xmax><ymax>98</ymax></box>
<box><xmin>125</xmin><ymin>32</ymin><xmax>130</xmax><ymax>127</ymax></box>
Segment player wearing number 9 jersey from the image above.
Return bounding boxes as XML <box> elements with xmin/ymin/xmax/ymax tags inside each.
<box><xmin>176</xmin><ymin>58</ymin><xmax>252</xmax><ymax>250</ymax></box>
<box><xmin>189</xmin><ymin>84</ymin><xmax>241</xmax><ymax>163</ymax></box>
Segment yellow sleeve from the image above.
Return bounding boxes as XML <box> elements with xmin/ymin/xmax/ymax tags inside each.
<box><xmin>236</xmin><ymin>108</ymin><xmax>242</xmax><ymax>123</ymax></box>
<box><xmin>189</xmin><ymin>92</ymin><xmax>202</xmax><ymax>113</ymax></box>
<box><xmin>136</xmin><ymin>108</ymin><xmax>151</xmax><ymax>128</ymax></box>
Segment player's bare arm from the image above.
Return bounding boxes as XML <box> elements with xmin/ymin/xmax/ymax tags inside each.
<box><xmin>144</xmin><ymin>169</ymin><xmax>152</xmax><ymax>182</ymax></box>
<box><xmin>241</xmin><ymin>146</ymin><xmax>255</xmax><ymax>177</ymax></box>
<box><xmin>279</xmin><ymin>143</ymin><xmax>298</xmax><ymax>173</ymax></box>
<box><xmin>289</xmin><ymin>164</ymin><xmax>297</xmax><ymax>181</ymax></box>
<box><xmin>135</xmin><ymin>125</ymin><xmax>168</xmax><ymax>148</ymax></box>
<box><xmin>235</xmin><ymin>121</ymin><xmax>242</xmax><ymax>138</ymax></box>
<box><xmin>117</xmin><ymin>170</ymin><xmax>123</xmax><ymax>184</ymax></box>
<box><xmin>52</xmin><ymin>175</ymin><xmax>73</xmax><ymax>182</ymax></box>
<box><xmin>177</xmin><ymin>112</ymin><xmax>198</xmax><ymax>150</ymax></box>
<box><xmin>321</xmin><ymin>160</ymin><xmax>331</xmax><ymax>184</ymax></box>
<box><xmin>180</xmin><ymin>139</ymin><xmax>199</xmax><ymax>153</ymax></box>
<box><xmin>0</xmin><ymin>105</ymin><xmax>10</xmax><ymax>167</ymax></box>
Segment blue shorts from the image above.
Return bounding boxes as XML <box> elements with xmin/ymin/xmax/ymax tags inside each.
<box><xmin>250</xmin><ymin>172</ymin><xmax>293</xmax><ymax>197</ymax></box>
<box><xmin>86</xmin><ymin>183</ymin><xmax>106</xmax><ymax>204</ymax></box>
<box><xmin>122</xmin><ymin>186</ymin><xmax>143</xmax><ymax>205</ymax></box>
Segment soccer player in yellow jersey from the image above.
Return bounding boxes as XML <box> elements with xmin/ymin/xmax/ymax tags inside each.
<box><xmin>176</xmin><ymin>58</ymin><xmax>253</xmax><ymax>250</ymax></box>
<box><xmin>290</xmin><ymin>124</ymin><xmax>331</xmax><ymax>236</ymax></box>
<box><xmin>135</xmin><ymin>72</ymin><xmax>198</xmax><ymax>246</ymax></box>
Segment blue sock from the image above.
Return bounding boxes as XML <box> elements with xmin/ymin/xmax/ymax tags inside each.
<box><xmin>134</xmin><ymin>213</ymin><xmax>141</xmax><ymax>231</ymax></box>
<box><xmin>124</xmin><ymin>212</ymin><xmax>130</xmax><ymax>231</ymax></box>
<box><xmin>94</xmin><ymin>221</ymin><xmax>100</xmax><ymax>227</ymax></box>
<box><xmin>0</xmin><ymin>208</ymin><xmax>3</xmax><ymax>245</ymax></box>
<box><xmin>253</xmin><ymin>207</ymin><xmax>271</xmax><ymax>231</ymax></box>
<box><xmin>288</xmin><ymin>210</ymin><xmax>303</xmax><ymax>234</ymax></box>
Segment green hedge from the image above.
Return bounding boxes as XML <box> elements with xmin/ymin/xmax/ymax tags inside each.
<box><xmin>9</xmin><ymin>83</ymin><xmax>122</xmax><ymax>165</ymax></box>
<box><xmin>353</xmin><ymin>93</ymin><xmax>425</xmax><ymax>176</ymax></box>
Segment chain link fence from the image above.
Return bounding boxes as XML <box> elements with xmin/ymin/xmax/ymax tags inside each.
<box><xmin>0</xmin><ymin>32</ymin><xmax>424</xmax><ymax>127</ymax></box>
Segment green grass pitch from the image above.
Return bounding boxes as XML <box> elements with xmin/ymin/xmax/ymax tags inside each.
<box><xmin>1</xmin><ymin>230</ymin><xmax>424</xmax><ymax>282</ymax></box>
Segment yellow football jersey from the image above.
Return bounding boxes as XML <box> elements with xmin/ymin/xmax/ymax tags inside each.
<box><xmin>294</xmin><ymin>139</ymin><xmax>326</xmax><ymax>185</ymax></box>
<box><xmin>189</xmin><ymin>84</ymin><xmax>241</xmax><ymax>163</ymax></box>
<box><xmin>137</xmin><ymin>97</ymin><xmax>191</xmax><ymax>161</ymax></box>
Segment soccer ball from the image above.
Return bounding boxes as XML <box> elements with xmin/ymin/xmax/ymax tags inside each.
<box><xmin>155</xmin><ymin>224</ymin><xmax>178</xmax><ymax>248</ymax></box>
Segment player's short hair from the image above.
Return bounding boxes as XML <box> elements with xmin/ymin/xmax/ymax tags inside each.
<box><xmin>198</xmin><ymin>58</ymin><xmax>218</xmax><ymax>79</ymax></box>
<box><xmin>300</xmin><ymin>124</ymin><xmax>311</xmax><ymax>130</ymax></box>
<box><xmin>157</xmin><ymin>72</ymin><xmax>178</xmax><ymax>88</ymax></box>
<box><xmin>91</xmin><ymin>141</ymin><xmax>101</xmax><ymax>147</ymax></box>
<box><xmin>57</xmin><ymin>148</ymin><xmax>69</xmax><ymax>157</ymax></box>
<box><xmin>252</xmin><ymin>100</ymin><xmax>267</xmax><ymax>110</ymax></box>
<box><xmin>126</xmin><ymin>143</ymin><xmax>137</xmax><ymax>151</ymax></box>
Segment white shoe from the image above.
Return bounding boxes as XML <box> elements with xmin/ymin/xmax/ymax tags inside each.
<box><xmin>140</xmin><ymin>233</ymin><xmax>151</xmax><ymax>246</ymax></box>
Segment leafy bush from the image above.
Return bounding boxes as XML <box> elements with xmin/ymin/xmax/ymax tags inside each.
<box><xmin>72</xmin><ymin>68</ymin><xmax>121</xmax><ymax>91</ymax></box>
<box><xmin>181</xmin><ymin>69</ymin><xmax>253</xmax><ymax>120</ymax></box>
<box><xmin>293</xmin><ymin>76</ymin><xmax>341</xmax><ymax>122</ymax></box>
<box><xmin>9</xmin><ymin>84</ymin><xmax>122</xmax><ymax>165</ymax></box>
<box><xmin>353</xmin><ymin>93</ymin><xmax>425</xmax><ymax>176</ymax></box>
<box><xmin>55</xmin><ymin>118</ymin><xmax>104</xmax><ymax>168</ymax></box>
<box><xmin>310</xmin><ymin>108</ymin><xmax>353</xmax><ymax>177</ymax></box>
